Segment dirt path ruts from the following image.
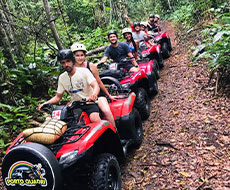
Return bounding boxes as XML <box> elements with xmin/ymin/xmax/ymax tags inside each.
<box><xmin>122</xmin><ymin>22</ymin><xmax>230</xmax><ymax>190</ymax></box>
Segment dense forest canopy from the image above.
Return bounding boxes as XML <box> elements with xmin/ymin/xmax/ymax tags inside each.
<box><xmin>0</xmin><ymin>0</ymin><xmax>229</xmax><ymax>148</ymax></box>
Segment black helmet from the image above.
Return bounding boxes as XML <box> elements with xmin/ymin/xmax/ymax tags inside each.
<box><xmin>107</xmin><ymin>30</ymin><xmax>118</xmax><ymax>38</ymax></box>
<box><xmin>134</xmin><ymin>22</ymin><xmax>141</xmax><ymax>27</ymax></box>
<box><xmin>149</xmin><ymin>14</ymin><xmax>155</xmax><ymax>18</ymax></box>
<box><xmin>57</xmin><ymin>49</ymin><xmax>75</xmax><ymax>63</ymax></box>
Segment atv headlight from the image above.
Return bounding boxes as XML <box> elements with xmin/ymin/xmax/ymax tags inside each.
<box><xmin>59</xmin><ymin>150</ymin><xmax>78</xmax><ymax>169</ymax></box>
<box><xmin>122</xmin><ymin>82</ymin><xmax>131</xmax><ymax>89</ymax></box>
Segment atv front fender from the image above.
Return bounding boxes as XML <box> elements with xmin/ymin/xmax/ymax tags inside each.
<box><xmin>56</xmin><ymin>120</ymin><xmax>117</xmax><ymax>158</ymax></box>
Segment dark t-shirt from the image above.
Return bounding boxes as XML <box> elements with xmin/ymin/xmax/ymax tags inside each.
<box><xmin>147</xmin><ymin>22</ymin><xmax>158</xmax><ymax>32</ymax></box>
<box><xmin>104</xmin><ymin>42</ymin><xmax>131</xmax><ymax>62</ymax></box>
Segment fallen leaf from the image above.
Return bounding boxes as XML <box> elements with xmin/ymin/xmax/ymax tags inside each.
<box><xmin>180</xmin><ymin>171</ymin><xmax>190</xmax><ymax>177</ymax></box>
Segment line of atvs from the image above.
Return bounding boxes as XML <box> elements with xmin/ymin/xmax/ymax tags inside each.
<box><xmin>2</xmin><ymin>32</ymin><xmax>172</xmax><ymax>190</ymax></box>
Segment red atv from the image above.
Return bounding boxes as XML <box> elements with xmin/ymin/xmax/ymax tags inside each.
<box><xmin>99</xmin><ymin>58</ymin><xmax>158</xmax><ymax>120</ymax></box>
<box><xmin>149</xmin><ymin>31</ymin><xmax>172</xmax><ymax>59</ymax></box>
<box><xmin>139</xmin><ymin>39</ymin><xmax>164</xmax><ymax>72</ymax></box>
<box><xmin>2</xmin><ymin>93</ymin><xmax>143</xmax><ymax>190</ymax></box>
<box><xmin>138</xmin><ymin>40</ymin><xmax>163</xmax><ymax>79</ymax></box>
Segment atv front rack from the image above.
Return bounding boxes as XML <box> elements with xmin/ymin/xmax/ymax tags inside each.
<box><xmin>48</xmin><ymin>123</ymin><xmax>90</xmax><ymax>154</ymax></box>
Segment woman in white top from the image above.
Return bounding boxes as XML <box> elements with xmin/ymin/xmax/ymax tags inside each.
<box><xmin>71</xmin><ymin>43</ymin><xmax>116</xmax><ymax>127</ymax></box>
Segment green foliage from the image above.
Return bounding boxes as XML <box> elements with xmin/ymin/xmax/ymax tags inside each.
<box><xmin>127</xmin><ymin>0</ymin><xmax>162</xmax><ymax>22</ymax></box>
<box><xmin>192</xmin><ymin>11</ymin><xmax>230</xmax><ymax>72</ymax></box>
<box><xmin>0</xmin><ymin>128</ymin><xmax>10</xmax><ymax>149</ymax></box>
<box><xmin>72</xmin><ymin>24</ymin><xmax>121</xmax><ymax>51</ymax></box>
<box><xmin>169</xmin><ymin>2</ymin><xmax>196</xmax><ymax>29</ymax></box>
<box><xmin>63</xmin><ymin>0</ymin><xmax>95</xmax><ymax>33</ymax></box>
<box><xmin>0</xmin><ymin>103</ymin><xmax>32</xmax><ymax>129</ymax></box>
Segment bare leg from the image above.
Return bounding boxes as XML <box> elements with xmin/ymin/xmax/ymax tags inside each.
<box><xmin>98</xmin><ymin>97</ymin><xmax>116</xmax><ymax>127</ymax></box>
<box><xmin>129</xmin><ymin>66</ymin><xmax>140</xmax><ymax>72</ymax></box>
<box><xmin>89</xmin><ymin>112</ymin><xmax>101</xmax><ymax>123</ymax></box>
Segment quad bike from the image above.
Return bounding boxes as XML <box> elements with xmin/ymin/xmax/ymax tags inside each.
<box><xmin>138</xmin><ymin>40</ymin><xmax>164</xmax><ymax>79</ymax></box>
<box><xmin>2</xmin><ymin>93</ymin><xmax>143</xmax><ymax>190</ymax></box>
<box><xmin>149</xmin><ymin>31</ymin><xmax>172</xmax><ymax>59</ymax></box>
<box><xmin>99</xmin><ymin>58</ymin><xmax>158</xmax><ymax>120</ymax></box>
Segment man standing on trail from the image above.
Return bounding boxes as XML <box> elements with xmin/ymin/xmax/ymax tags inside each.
<box><xmin>38</xmin><ymin>49</ymin><xmax>101</xmax><ymax>123</ymax></box>
<box><xmin>98</xmin><ymin>30</ymin><xmax>140</xmax><ymax>73</ymax></box>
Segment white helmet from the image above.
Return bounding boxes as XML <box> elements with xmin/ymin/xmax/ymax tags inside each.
<box><xmin>122</xmin><ymin>28</ymin><xmax>132</xmax><ymax>35</ymax></box>
<box><xmin>71</xmin><ymin>43</ymin><xmax>87</xmax><ymax>53</ymax></box>
<box><xmin>155</xmin><ymin>14</ymin><xmax>160</xmax><ymax>19</ymax></box>
<box><xmin>140</xmin><ymin>22</ymin><xmax>147</xmax><ymax>27</ymax></box>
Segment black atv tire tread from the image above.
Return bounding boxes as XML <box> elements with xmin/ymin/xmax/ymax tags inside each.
<box><xmin>168</xmin><ymin>38</ymin><xmax>172</xmax><ymax>51</ymax></box>
<box><xmin>150</xmin><ymin>71</ymin><xmax>158</xmax><ymax>96</ymax></box>
<box><xmin>152</xmin><ymin>59</ymin><xmax>160</xmax><ymax>80</ymax></box>
<box><xmin>89</xmin><ymin>153</ymin><xmax>121</xmax><ymax>190</ymax></box>
<box><xmin>132</xmin><ymin>108</ymin><xmax>143</xmax><ymax>147</ymax></box>
<box><xmin>134</xmin><ymin>88</ymin><xmax>150</xmax><ymax>120</ymax></box>
<box><xmin>162</xmin><ymin>42</ymin><xmax>170</xmax><ymax>58</ymax></box>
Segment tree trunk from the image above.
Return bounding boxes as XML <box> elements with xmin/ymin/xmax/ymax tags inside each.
<box><xmin>109</xmin><ymin>0</ymin><xmax>112</xmax><ymax>25</ymax></box>
<box><xmin>56</xmin><ymin>0</ymin><xmax>72</xmax><ymax>44</ymax></box>
<box><xmin>0</xmin><ymin>10</ymin><xmax>16</xmax><ymax>68</ymax></box>
<box><xmin>42</xmin><ymin>0</ymin><xmax>64</xmax><ymax>50</ymax></box>
<box><xmin>167</xmin><ymin>0</ymin><xmax>172</xmax><ymax>10</ymax></box>
<box><xmin>86</xmin><ymin>45</ymin><xmax>108</xmax><ymax>56</ymax></box>
<box><xmin>0</xmin><ymin>0</ymin><xmax>24</xmax><ymax>62</ymax></box>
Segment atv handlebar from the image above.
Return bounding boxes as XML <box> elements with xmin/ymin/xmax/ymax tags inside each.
<box><xmin>41</xmin><ymin>104</ymin><xmax>54</xmax><ymax>113</ymax></box>
<box><xmin>67</xmin><ymin>99</ymin><xmax>98</xmax><ymax>111</ymax></box>
<box><xmin>97</xmin><ymin>62</ymin><xmax>110</xmax><ymax>69</ymax></box>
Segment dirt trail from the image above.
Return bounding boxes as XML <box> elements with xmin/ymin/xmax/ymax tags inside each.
<box><xmin>122</xmin><ymin>22</ymin><xmax>230</xmax><ymax>190</ymax></box>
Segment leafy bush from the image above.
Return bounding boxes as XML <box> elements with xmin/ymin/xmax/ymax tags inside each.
<box><xmin>169</xmin><ymin>2</ymin><xmax>196</xmax><ymax>29</ymax></box>
<box><xmin>193</xmin><ymin>13</ymin><xmax>230</xmax><ymax>71</ymax></box>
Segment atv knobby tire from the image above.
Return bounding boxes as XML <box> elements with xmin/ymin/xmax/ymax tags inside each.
<box><xmin>132</xmin><ymin>108</ymin><xmax>143</xmax><ymax>148</ymax></box>
<box><xmin>152</xmin><ymin>59</ymin><xmax>160</xmax><ymax>80</ymax></box>
<box><xmin>161</xmin><ymin>42</ymin><xmax>170</xmax><ymax>58</ymax></box>
<box><xmin>2</xmin><ymin>143</ymin><xmax>62</xmax><ymax>190</ymax></box>
<box><xmin>134</xmin><ymin>88</ymin><xmax>150</xmax><ymax>120</ymax></box>
<box><xmin>90</xmin><ymin>153</ymin><xmax>121</xmax><ymax>190</ymax></box>
<box><xmin>168</xmin><ymin>37</ymin><xmax>172</xmax><ymax>51</ymax></box>
<box><xmin>149</xmin><ymin>72</ymin><xmax>158</xmax><ymax>96</ymax></box>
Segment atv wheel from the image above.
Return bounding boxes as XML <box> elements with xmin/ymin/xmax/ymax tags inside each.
<box><xmin>157</xmin><ymin>52</ymin><xmax>164</xmax><ymax>69</ymax></box>
<box><xmin>132</xmin><ymin>108</ymin><xmax>143</xmax><ymax>148</ymax></box>
<box><xmin>90</xmin><ymin>153</ymin><xmax>121</xmax><ymax>190</ymax></box>
<box><xmin>149</xmin><ymin>72</ymin><xmax>158</xmax><ymax>97</ymax></box>
<box><xmin>152</xmin><ymin>59</ymin><xmax>160</xmax><ymax>80</ymax></box>
<box><xmin>134</xmin><ymin>88</ymin><xmax>150</xmax><ymax>120</ymax></box>
<box><xmin>168</xmin><ymin>37</ymin><xmax>172</xmax><ymax>51</ymax></box>
<box><xmin>161</xmin><ymin>42</ymin><xmax>170</xmax><ymax>58</ymax></box>
<box><xmin>2</xmin><ymin>143</ymin><xmax>62</xmax><ymax>190</ymax></box>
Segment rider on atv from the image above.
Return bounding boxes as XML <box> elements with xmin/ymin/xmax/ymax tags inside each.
<box><xmin>122</xmin><ymin>27</ymin><xmax>139</xmax><ymax>59</ymax></box>
<box><xmin>38</xmin><ymin>49</ymin><xmax>101</xmax><ymax>123</ymax></box>
<box><xmin>71</xmin><ymin>43</ymin><xmax>116</xmax><ymax>127</ymax></box>
<box><xmin>154</xmin><ymin>14</ymin><xmax>161</xmax><ymax>32</ymax></box>
<box><xmin>98</xmin><ymin>30</ymin><xmax>139</xmax><ymax>73</ymax></box>
<box><xmin>147</xmin><ymin>14</ymin><xmax>159</xmax><ymax>33</ymax></box>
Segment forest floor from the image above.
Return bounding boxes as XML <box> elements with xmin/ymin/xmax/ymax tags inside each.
<box><xmin>1</xmin><ymin>22</ymin><xmax>230</xmax><ymax>190</ymax></box>
<box><xmin>121</xmin><ymin>22</ymin><xmax>230</xmax><ymax>190</ymax></box>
